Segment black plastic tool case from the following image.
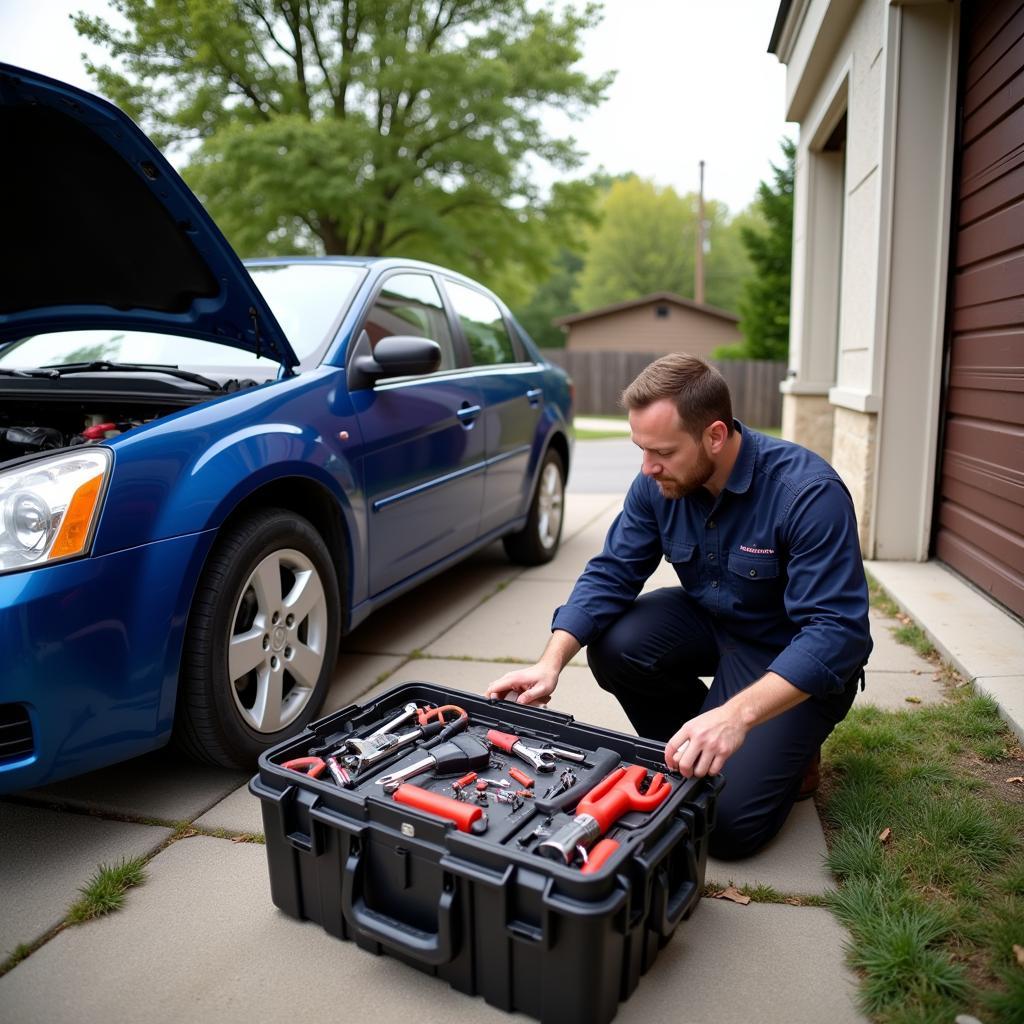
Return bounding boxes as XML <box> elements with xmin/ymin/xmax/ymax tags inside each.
<box><xmin>250</xmin><ymin>682</ymin><xmax>722</xmax><ymax>1024</ymax></box>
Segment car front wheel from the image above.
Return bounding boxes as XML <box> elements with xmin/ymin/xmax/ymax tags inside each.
<box><xmin>174</xmin><ymin>508</ymin><xmax>341</xmax><ymax>769</ymax></box>
<box><xmin>502</xmin><ymin>448</ymin><xmax>565</xmax><ymax>566</ymax></box>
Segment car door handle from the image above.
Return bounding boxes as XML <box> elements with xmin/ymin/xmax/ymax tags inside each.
<box><xmin>526</xmin><ymin>388</ymin><xmax>543</xmax><ymax>407</ymax></box>
<box><xmin>456</xmin><ymin>403</ymin><xmax>481</xmax><ymax>426</ymax></box>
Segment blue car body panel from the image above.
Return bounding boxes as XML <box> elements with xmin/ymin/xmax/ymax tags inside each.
<box><xmin>0</xmin><ymin>530</ymin><xmax>217</xmax><ymax>789</ymax></box>
<box><xmin>0</xmin><ymin>72</ymin><xmax>573</xmax><ymax>794</ymax></box>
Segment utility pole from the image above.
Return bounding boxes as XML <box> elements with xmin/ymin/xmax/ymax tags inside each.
<box><xmin>695</xmin><ymin>159</ymin><xmax>705</xmax><ymax>305</ymax></box>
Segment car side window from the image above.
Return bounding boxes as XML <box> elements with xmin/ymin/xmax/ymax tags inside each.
<box><xmin>363</xmin><ymin>274</ymin><xmax>457</xmax><ymax>372</ymax></box>
<box><xmin>445</xmin><ymin>280</ymin><xmax>521</xmax><ymax>366</ymax></box>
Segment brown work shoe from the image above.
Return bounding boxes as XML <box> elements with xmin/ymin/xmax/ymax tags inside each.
<box><xmin>797</xmin><ymin>750</ymin><xmax>821</xmax><ymax>801</ymax></box>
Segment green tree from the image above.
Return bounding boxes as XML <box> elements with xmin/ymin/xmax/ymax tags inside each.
<box><xmin>74</xmin><ymin>0</ymin><xmax>612</xmax><ymax>289</ymax></box>
<box><xmin>512</xmin><ymin>248</ymin><xmax>583</xmax><ymax>348</ymax></box>
<box><xmin>571</xmin><ymin>176</ymin><xmax>752</xmax><ymax>314</ymax></box>
<box><xmin>729</xmin><ymin>138</ymin><xmax>795</xmax><ymax>360</ymax></box>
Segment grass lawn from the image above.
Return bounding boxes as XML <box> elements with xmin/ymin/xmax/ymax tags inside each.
<box><xmin>817</xmin><ymin>580</ymin><xmax>1024</xmax><ymax>1023</ymax></box>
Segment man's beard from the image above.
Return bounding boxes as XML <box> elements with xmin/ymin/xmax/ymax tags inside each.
<box><xmin>653</xmin><ymin>446</ymin><xmax>715</xmax><ymax>499</ymax></box>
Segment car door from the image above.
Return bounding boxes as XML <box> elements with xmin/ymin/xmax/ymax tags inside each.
<box><xmin>350</xmin><ymin>272</ymin><xmax>485</xmax><ymax>596</ymax></box>
<box><xmin>442</xmin><ymin>279</ymin><xmax>544</xmax><ymax>537</ymax></box>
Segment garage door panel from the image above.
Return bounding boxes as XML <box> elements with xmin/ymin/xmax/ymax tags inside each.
<box><xmin>956</xmin><ymin>197</ymin><xmax>1024</xmax><ymax>265</ymax></box>
<box><xmin>950</xmin><ymin>329</ymin><xmax>1024</xmax><ymax>368</ymax></box>
<box><xmin>939</xmin><ymin>499</ymin><xmax>1024</xmax><ymax>567</ymax></box>
<box><xmin>946</xmin><ymin>387</ymin><xmax>1024</xmax><ymax>423</ymax></box>
<box><xmin>959</xmin><ymin>161</ymin><xmax>1024</xmax><ymax>225</ymax></box>
<box><xmin>967</xmin><ymin>0</ymin><xmax>1024</xmax><ymax>65</ymax></box>
<box><xmin>938</xmin><ymin>0</ymin><xmax>1024</xmax><ymax>619</ymax></box>
<box><xmin>960</xmin><ymin>103</ymin><xmax>1024</xmax><ymax>184</ymax></box>
<box><xmin>941</xmin><ymin>475</ymin><xmax>1023</xmax><ymax>530</ymax></box>
<box><xmin>965</xmin><ymin>16</ymin><xmax>1024</xmax><ymax>107</ymax></box>
<box><xmin>936</xmin><ymin>530</ymin><xmax>1024</xmax><ymax>617</ymax></box>
<box><xmin>941</xmin><ymin>443</ymin><xmax>1023</xmax><ymax>506</ymax></box>
<box><xmin>952</xmin><ymin>294</ymin><xmax>1024</xmax><ymax>332</ymax></box>
<box><xmin>953</xmin><ymin>251</ymin><xmax>1024</xmax><ymax>307</ymax></box>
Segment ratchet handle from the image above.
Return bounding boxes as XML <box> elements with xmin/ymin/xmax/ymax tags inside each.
<box><xmin>485</xmin><ymin>729</ymin><xmax>519</xmax><ymax>753</ymax></box>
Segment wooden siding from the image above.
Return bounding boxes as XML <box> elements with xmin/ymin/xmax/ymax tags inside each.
<box><xmin>936</xmin><ymin>0</ymin><xmax>1024</xmax><ymax>617</ymax></box>
<box><xmin>541</xmin><ymin>350</ymin><xmax>787</xmax><ymax>427</ymax></box>
<box><xmin>563</xmin><ymin>303</ymin><xmax>741</xmax><ymax>356</ymax></box>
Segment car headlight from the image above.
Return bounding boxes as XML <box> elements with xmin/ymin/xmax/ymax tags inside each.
<box><xmin>0</xmin><ymin>449</ymin><xmax>111</xmax><ymax>574</ymax></box>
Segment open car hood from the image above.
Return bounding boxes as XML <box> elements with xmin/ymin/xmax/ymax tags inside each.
<box><xmin>0</xmin><ymin>63</ymin><xmax>298</xmax><ymax>370</ymax></box>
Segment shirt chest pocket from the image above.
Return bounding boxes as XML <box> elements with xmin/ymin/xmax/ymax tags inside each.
<box><xmin>664</xmin><ymin>539</ymin><xmax>701</xmax><ymax>591</ymax></box>
<box><xmin>728</xmin><ymin>552</ymin><xmax>782</xmax><ymax>607</ymax></box>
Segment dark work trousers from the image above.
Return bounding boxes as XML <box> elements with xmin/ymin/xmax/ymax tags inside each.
<box><xmin>586</xmin><ymin>587</ymin><xmax>860</xmax><ymax>860</ymax></box>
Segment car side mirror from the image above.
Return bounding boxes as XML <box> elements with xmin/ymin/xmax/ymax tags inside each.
<box><xmin>347</xmin><ymin>332</ymin><xmax>442</xmax><ymax>390</ymax></box>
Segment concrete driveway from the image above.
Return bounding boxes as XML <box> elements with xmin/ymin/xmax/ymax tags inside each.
<box><xmin>0</xmin><ymin>440</ymin><xmax>877</xmax><ymax>1024</ymax></box>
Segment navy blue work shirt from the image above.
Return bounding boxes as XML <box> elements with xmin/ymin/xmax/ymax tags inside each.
<box><xmin>552</xmin><ymin>422</ymin><xmax>873</xmax><ymax>699</ymax></box>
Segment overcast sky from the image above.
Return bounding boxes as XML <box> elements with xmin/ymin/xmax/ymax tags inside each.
<box><xmin>0</xmin><ymin>0</ymin><xmax>795</xmax><ymax>215</ymax></box>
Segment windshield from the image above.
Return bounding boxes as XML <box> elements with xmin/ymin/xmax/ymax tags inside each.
<box><xmin>0</xmin><ymin>263</ymin><xmax>365</xmax><ymax>370</ymax></box>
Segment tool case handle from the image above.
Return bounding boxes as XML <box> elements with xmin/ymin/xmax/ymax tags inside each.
<box><xmin>635</xmin><ymin>814</ymin><xmax>700</xmax><ymax>936</ymax></box>
<box><xmin>340</xmin><ymin>848</ymin><xmax>459</xmax><ymax>965</ymax></box>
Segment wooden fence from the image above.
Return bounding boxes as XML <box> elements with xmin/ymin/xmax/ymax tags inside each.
<box><xmin>540</xmin><ymin>350</ymin><xmax>788</xmax><ymax>427</ymax></box>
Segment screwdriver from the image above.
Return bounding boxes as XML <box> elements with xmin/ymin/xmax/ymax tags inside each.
<box><xmin>376</xmin><ymin>735</ymin><xmax>490</xmax><ymax>793</ymax></box>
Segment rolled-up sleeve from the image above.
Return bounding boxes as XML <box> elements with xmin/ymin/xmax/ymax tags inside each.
<box><xmin>551</xmin><ymin>476</ymin><xmax>664</xmax><ymax>646</ymax></box>
<box><xmin>768</xmin><ymin>478</ymin><xmax>873</xmax><ymax>697</ymax></box>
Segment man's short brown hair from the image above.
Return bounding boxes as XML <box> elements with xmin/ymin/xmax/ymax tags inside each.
<box><xmin>621</xmin><ymin>354</ymin><xmax>734</xmax><ymax>438</ymax></box>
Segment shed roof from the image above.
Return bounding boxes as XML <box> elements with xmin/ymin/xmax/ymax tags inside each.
<box><xmin>554</xmin><ymin>292</ymin><xmax>740</xmax><ymax>328</ymax></box>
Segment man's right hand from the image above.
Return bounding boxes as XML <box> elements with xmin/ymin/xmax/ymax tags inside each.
<box><xmin>486</xmin><ymin>630</ymin><xmax>580</xmax><ymax>705</ymax></box>
<box><xmin>485</xmin><ymin>663</ymin><xmax>559</xmax><ymax>706</ymax></box>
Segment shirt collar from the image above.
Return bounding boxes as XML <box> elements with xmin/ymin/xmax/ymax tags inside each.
<box><xmin>723</xmin><ymin>420</ymin><xmax>757</xmax><ymax>495</ymax></box>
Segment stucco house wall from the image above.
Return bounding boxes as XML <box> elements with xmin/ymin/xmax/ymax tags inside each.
<box><xmin>773</xmin><ymin>0</ymin><xmax>960</xmax><ymax>558</ymax></box>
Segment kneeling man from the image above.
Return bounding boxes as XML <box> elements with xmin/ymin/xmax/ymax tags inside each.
<box><xmin>486</xmin><ymin>354</ymin><xmax>872</xmax><ymax>859</ymax></box>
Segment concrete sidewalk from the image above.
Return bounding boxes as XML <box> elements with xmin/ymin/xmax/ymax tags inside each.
<box><xmin>4</xmin><ymin>485</ymin><xmax>1014</xmax><ymax>1023</ymax></box>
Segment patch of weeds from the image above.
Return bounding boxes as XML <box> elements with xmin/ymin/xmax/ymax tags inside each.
<box><xmin>891</xmin><ymin>622</ymin><xmax>936</xmax><ymax>658</ymax></box>
<box><xmin>1</xmin><ymin>942</ymin><xmax>34</xmax><ymax>974</ymax></box>
<box><xmin>866</xmin><ymin>572</ymin><xmax>901</xmax><ymax>618</ymax></box>
<box><xmin>65</xmin><ymin>857</ymin><xmax>147</xmax><ymax>924</ymax></box>
<box><xmin>820</xmin><ymin>688</ymin><xmax>1024</xmax><ymax>1020</ymax></box>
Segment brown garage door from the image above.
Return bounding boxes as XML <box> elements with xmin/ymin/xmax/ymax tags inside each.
<box><xmin>936</xmin><ymin>0</ymin><xmax>1024</xmax><ymax>618</ymax></box>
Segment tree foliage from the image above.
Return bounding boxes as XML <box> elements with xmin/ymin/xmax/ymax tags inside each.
<box><xmin>569</xmin><ymin>176</ymin><xmax>753</xmax><ymax>315</ymax></box>
<box><xmin>730</xmin><ymin>137</ymin><xmax>795</xmax><ymax>360</ymax></box>
<box><xmin>74</xmin><ymin>0</ymin><xmax>611</xmax><ymax>288</ymax></box>
<box><xmin>512</xmin><ymin>248</ymin><xmax>582</xmax><ymax>348</ymax></box>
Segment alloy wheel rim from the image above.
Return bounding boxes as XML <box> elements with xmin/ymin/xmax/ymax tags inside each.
<box><xmin>536</xmin><ymin>462</ymin><xmax>564</xmax><ymax>550</ymax></box>
<box><xmin>227</xmin><ymin>548</ymin><xmax>328</xmax><ymax>733</ymax></box>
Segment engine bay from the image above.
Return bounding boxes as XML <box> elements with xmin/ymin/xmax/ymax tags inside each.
<box><xmin>1</xmin><ymin>396</ymin><xmax>190</xmax><ymax>462</ymax></box>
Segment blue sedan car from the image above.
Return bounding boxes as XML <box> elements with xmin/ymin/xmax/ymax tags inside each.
<box><xmin>0</xmin><ymin>64</ymin><xmax>572</xmax><ymax>791</ymax></box>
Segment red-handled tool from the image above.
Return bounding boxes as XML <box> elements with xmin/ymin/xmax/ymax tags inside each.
<box><xmin>281</xmin><ymin>756</ymin><xmax>327</xmax><ymax>778</ymax></box>
<box><xmin>538</xmin><ymin>764</ymin><xmax>670</xmax><ymax>864</ymax></box>
<box><xmin>392</xmin><ymin>784</ymin><xmax>488</xmax><ymax>835</ymax></box>
<box><xmin>486</xmin><ymin>729</ymin><xmax>556</xmax><ymax>773</ymax></box>
<box><xmin>508</xmin><ymin>767</ymin><xmax>534</xmax><ymax>788</ymax></box>
<box><xmin>580</xmin><ymin>838</ymin><xmax>619</xmax><ymax>875</ymax></box>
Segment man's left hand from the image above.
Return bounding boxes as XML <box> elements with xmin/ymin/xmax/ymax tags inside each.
<box><xmin>664</xmin><ymin>705</ymin><xmax>748</xmax><ymax>778</ymax></box>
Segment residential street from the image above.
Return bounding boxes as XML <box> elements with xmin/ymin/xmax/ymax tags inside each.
<box><xmin>2</xmin><ymin>438</ymin><xmax>1020</xmax><ymax>1024</ymax></box>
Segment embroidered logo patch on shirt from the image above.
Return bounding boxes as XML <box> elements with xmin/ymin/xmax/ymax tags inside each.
<box><xmin>739</xmin><ymin>545</ymin><xmax>775</xmax><ymax>555</ymax></box>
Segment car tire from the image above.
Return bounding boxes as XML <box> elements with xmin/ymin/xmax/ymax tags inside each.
<box><xmin>502</xmin><ymin>448</ymin><xmax>566</xmax><ymax>566</ymax></box>
<box><xmin>173</xmin><ymin>508</ymin><xmax>341</xmax><ymax>769</ymax></box>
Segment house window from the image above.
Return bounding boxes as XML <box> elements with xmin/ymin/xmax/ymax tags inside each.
<box><xmin>656</xmin><ymin>305</ymin><xmax>670</xmax><ymax>319</ymax></box>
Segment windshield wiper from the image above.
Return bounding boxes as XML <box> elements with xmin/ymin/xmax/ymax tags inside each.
<box><xmin>44</xmin><ymin>361</ymin><xmax>224</xmax><ymax>392</ymax></box>
<box><xmin>0</xmin><ymin>367</ymin><xmax>60</xmax><ymax>378</ymax></box>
